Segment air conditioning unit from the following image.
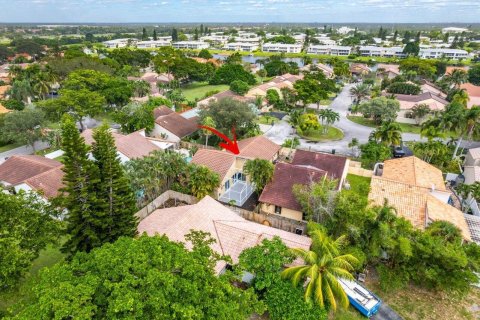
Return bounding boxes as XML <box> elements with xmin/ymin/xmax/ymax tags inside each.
<box><xmin>295</xmin><ymin>228</ymin><xmax>303</xmax><ymax>235</ymax></box>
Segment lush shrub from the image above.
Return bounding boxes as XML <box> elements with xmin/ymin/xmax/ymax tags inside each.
<box><xmin>386</xmin><ymin>82</ymin><xmax>421</xmax><ymax>95</ymax></box>
<box><xmin>265</xmin><ymin>279</ymin><xmax>328</xmax><ymax>320</ymax></box>
<box><xmin>229</xmin><ymin>80</ymin><xmax>250</xmax><ymax>95</ymax></box>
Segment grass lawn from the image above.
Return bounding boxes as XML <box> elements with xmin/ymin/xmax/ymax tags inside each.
<box><xmin>0</xmin><ymin>142</ymin><xmax>23</xmax><ymax>153</ymax></box>
<box><xmin>0</xmin><ymin>241</ymin><xmax>66</xmax><ymax>315</ymax></box>
<box><xmin>256</xmin><ymin>115</ymin><xmax>279</xmax><ymax>125</ymax></box>
<box><xmin>345</xmin><ymin>174</ymin><xmax>371</xmax><ymax>198</ymax></box>
<box><xmin>347</xmin><ymin>115</ymin><xmax>423</xmax><ymax>134</ymax></box>
<box><xmin>298</xmin><ymin>126</ymin><xmax>344</xmax><ymax>142</ymax></box>
<box><xmin>180</xmin><ymin>82</ymin><xmax>229</xmax><ymax>101</ymax></box>
<box><xmin>331</xmin><ymin>307</ymin><xmax>365</xmax><ymax>320</ymax></box>
<box><xmin>366</xmin><ymin>278</ymin><xmax>480</xmax><ymax>320</ymax></box>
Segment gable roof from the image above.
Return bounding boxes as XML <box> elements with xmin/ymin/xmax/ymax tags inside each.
<box><xmin>292</xmin><ymin>150</ymin><xmax>348</xmax><ymax>181</ymax></box>
<box><xmin>237</xmin><ymin>136</ymin><xmax>281</xmax><ymax>160</ymax></box>
<box><xmin>137</xmin><ymin>195</ymin><xmax>312</xmax><ymax>273</ymax></box>
<box><xmin>393</xmin><ymin>92</ymin><xmax>449</xmax><ymax>110</ymax></box>
<box><xmin>464</xmin><ymin>214</ymin><xmax>480</xmax><ymax>244</ymax></box>
<box><xmin>191</xmin><ymin>149</ymin><xmax>235</xmax><ymax>181</ymax></box>
<box><xmin>368</xmin><ymin>156</ymin><xmax>471</xmax><ymax>240</ymax></box>
<box><xmin>155</xmin><ymin>112</ymin><xmax>199</xmax><ymax>138</ymax></box>
<box><xmin>381</xmin><ymin>156</ymin><xmax>446</xmax><ymax>191</ymax></box>
<box><xmin>259</xmin><ymin>162</ymin><xmax>327</xmax><ymax>211</ymax></box>
<box><xmin>81</xmin><ymin>129</ymin><xmax>160</xmax><ymax>160</ymax></box>
<box><xmin>153</xmin><ymin>105</ymin><xmax>174</xmax><ymax>119</ymax></box>
<box><xmin>377</xmin><ymin>63</ymin><xmax>400</xmax><ymax>75</ymax></box>
<box><xmin>24</xmin><ymin>166</ymin><xmax>64</xmax><ymax>198</ymax></box>
<box><xmin>0</xmin><ymin>155</ymin><xmax>62</xmax><ymax>185</ymax></box>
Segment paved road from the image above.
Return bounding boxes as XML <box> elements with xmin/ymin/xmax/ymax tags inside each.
<box><xmin>0</xmin><ymin>141</ymin><xmax>50</xmax><ymax>164</ymax></box>
<box><xmin>372</xmin><ymin>304</ymin><xmax>403</xmax><ymax>320</ymax></box>
<box><xmin>265</xmin><ymin>84</ymin><xmax>425</xmax><ymax>155</ymax></box>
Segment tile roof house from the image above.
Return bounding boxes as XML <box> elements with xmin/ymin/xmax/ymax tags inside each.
<box><xmin>246</xmin><ymin>73</ymin><xmax>303</xmax><ymax>99</ymax></box>
<box><xmin>460</xmin><ymin>83</ymin><xmax>480</xmax><ymax>109</ymax></box>
<box><xmin>191</xmin><ymin>136</ymin><xmax>281</xmax><ymax>206</ymax></box>
<box><xmin>152</xmin><ymin>107</ymin><xmax>199</xmax><ymax>142</ymax></box>
<box><xmin>0</xmin><ymin>155</ymin><xmax>64</xmax><ymax>199</ymax></box>
<box><xmin>369</xmin><ymin>156</ymin><xmax>471</xmax><ymax>241</ymax></box>
<box><xmin>420</xmin><ymin>80</ymin><xmax>447</xmax><ymax>99</ymax></box>
<box><xmin>81</xmin><ymin>129</ymin><xmax>161</xmax><ymax>163</ymax></box>
<box><xmin>259</xmin><ymin>150</ymin><xmax>349</xmax><ymax>222</ymax></box>
<box><xmin>392</xmin><ymin>92</ymin><xmax>449</xmax><ymax>124</ymax></box>
<box><xmin>377</xmin><ymin>64</ymin><xmax>400</xmax><ymax>79</ymax></box>
<box><xmin>138</xmin><ymin>195</ymin><xmax>312</xmax><ymax>274</ymax></box>
<box><xmin>349</xmin><ymin>63</ymin><xmax>371</xmax><ymax>76</ymax></box>
<box><xmin>301</xmin><ymin>64</ymin><xmax>334</xmax><ymax>78</ymax></box>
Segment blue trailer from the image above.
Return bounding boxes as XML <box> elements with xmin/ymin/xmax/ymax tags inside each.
<box><xmin>338</xmin><ymin>278</ymin><xmax>382</xmax><ymax>317</ymax></box>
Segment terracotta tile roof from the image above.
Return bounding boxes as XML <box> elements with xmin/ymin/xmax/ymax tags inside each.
<box><xmin>393</xmin><ymin>92</ymin><xmax>449</xmax><ymax>108</ymax></box>
<box><xmin>237</xmin><ymin>136</ymin><xmax>281</xmax><ymax>160</ymax></box>
<box><xmin>445</xmin><ymin>66</ymin><xmax>468</xmax><ymax>76</ymax></box>
<box><xmin>259</xmin><ymin>162</ymin><xmax>327</xmax><ymax>211</ymax></box>
<box><xmin>191</xmin><ymin>149</ymin><xmax>235</xmax><ymax>181</ymax></box>
<box><xmin>350</xmin><ymin>63</ymin><xmax>371</xmax><ymax>74</ymax></box>
<box><xmin>368</xmin><ymin>156</ymin><xmax>471</xmax><ymax>240</ymax></box>
<box><xmin>381</xmin><ymin>156</ymin><xmax>446</xmax><ymax>191</ymax></box>
<box><xmin>115</xmin><ymin>131</ymin><xmax>160</xmax><ymax>159</ymax></box>
<box><xmin>0</xmin><ymin>103</ymin><xmax>11</xmax><ymax>114</ymax></box>
<box><xmin>461</xmin><ymin>83</ymin><xmax>480</xmax><ymax>97</ymax></box>
<box><xmin>138</xmin><ymin>195</ymin><xmax>311</xmax><ymax>273</ymax></box>
<box><xmin>0</xmin><ymin>85</ymin><xmax>11</xmax><ymax>96</ymax></box>
<box><xmin>292</xmin><ymin>150</ymin><xmax>348</xmax><ymax>181</ymax></box>
<box><xmin>81</xmin><ymin>129</ymin><xmax>160</xmax><ymax>160</ymax></box>
<box><xmin>0</xmin><ymin>155</ymin><xmax>62</xmax><ymax>185</ymax></box>
<box><xmin>377</xmin><ymin>64</ymin><xmax>400</xmax><ymax>75</ymax></box>
<box><xmin>153</xmin><ymin>105</ymin><xmax>174</xmax><ymax>119</ymax></box>
<box><xmin>426</xmin><ymin>195</ymin><xmax>471</xmax><ymax>241</ymax></box>
<box><xmin>369</xmin><ymin>177</ymin><xmax>429</xmax><ymax>228</ymax></box>
<box><xmin>24</xmin><ymin>166</ymin><xmax>64</xmax><ymax>198</ymax></box>
<box><xmin>155</xmin><ymin>112</ymin><xmax>199</xmax><ymax>138</ymax></box>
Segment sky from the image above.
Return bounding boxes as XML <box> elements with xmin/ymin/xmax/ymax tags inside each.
<box><xmin>0</xmin><ymin>0</ymin><xmax>479</xmax><ymax>23</ymax></box>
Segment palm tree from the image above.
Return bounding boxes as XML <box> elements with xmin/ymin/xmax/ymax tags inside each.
<box><xmin>452</xmin><ymin>89</ymin><xmax>470</xmax><ymax>108</ymax></box>
<box><xmin>318</xmin><ymin>109</ymin><xmax>340</xmax><ymax>134</ymax></box>
<box><xmin>349</xmin><ymin>83</ymin><xmax>370</xmax><ymax>105</ymax></box>
<box><xmin>410</xmin><ymin>103</ymin><xmax>431</xmax><ymax>124</ymax></box>
<box><xmin>201</xmin><ymin>116</ymin><xmax>216</xmax><ymax>147</ymax></box>
<box><xmin>371</xmin><ymin>122</ymin><xmax>402</xmax><ymax>146</ymax></box>
<box><xmin>348</xmin><ymin>138</ymin><xmax>359</xmax><ymax>156</ymax></box>
<box><xmin>420</xmin><ymin>119</ymin><xmax>446</xmax><ymax>141</ymax></box>
<box><xmin>281</xmin><ymin>229</ymin><xmax>358</xmax><ymax>312</ymax></box>
<box><xmin>445</xmin><ymin>69</ymin><xmax>468</xmax><ymax>89</ymax></box>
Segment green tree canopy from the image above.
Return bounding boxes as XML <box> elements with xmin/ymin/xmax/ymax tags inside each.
<box><xmin>14</xmin><ymin>234</ymin><xmax>264</xmax><ymax>319</ymax></box>
<box><xmin>112</xmin><ymin>102</ymin><xmax>156</xmax><ymax>134</ymax></box>
<box><xmin>198</xmin><ymin>97</ymin><xmax>258</xmax><ymax>140</ymax></box>
<box><xmin>210</xmin><ymin>64</ymin><xmax>256</xmax><ymax>85</ymax></box>
<box><xmin>359</xmin><ymin>141</ymin><xmax>392</xmax><ymax>169</ymax></box>
<box><xmin>356</xmin><ymin>97</ymin><xmax>400</xmax><ymax>125</ymax></box>
<box><xmin>244</xmin><ymin>159</ymin><xmax>275</xmax><ymax>194</ymax></box>
<box><xmin>0</xmin><ymin>108</ymin><xmax>46</xmax><ymax>151</ymax></box>
<box><xmin>229</xmin><ymin>79</ymin><xmax>250</xmax><ymax>95</ymax></box>
<box><xmin>469</xmin><ymin>64</ymin><xmax>480</xmax><ymax>86</ymax></box>
<box><xmin>0</xmin><ymin>192</ymin><xmax>61</xmax><ymax>289</ymax></box>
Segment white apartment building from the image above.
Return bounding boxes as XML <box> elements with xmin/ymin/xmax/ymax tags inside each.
<box><xmin>224</xmin><ymin>42</ymin><xmax>259</xmax><ymax>52</ymax></box>
<box><xmin>200</xmin><ymin>35</ymin><xmax>230</xmax><ymax>45</ymax></box>
<box><xmin>419</xmin><ymin>48</ymin><xmax>469</xmax><ymax>59</ymax></box>
<box><xmin>136</xmin><ymin>40</ymin><xmax>171</xmax><ymax>48</ymax></box>
<box><xmin>442</xmin><ymin>27</ymin><xmax>469</xmax><ymax>34</ymax></box>
<box><xmin>358</xmin><ymin>46</ymin><xmax>406</xmax><ymax>58</ymax></box>
<box><xmin>262</xmin><ymin>43</ymin><xmax>302</xmax><ymax>53</ymax></box>
<box><xmin>172</xmin><ymin>41</ymin><xmax>210</xmax><ymax>50</ymax></box>
<box><xmin>337</xmin><ymin>26</ymin><xmax>355</xmax><ymax>35</ymax></box>
<box><xmin>234</xmin><ymin>36</ymin><xmax>262</xmax><ymax>43</ymax></box>
<box><xmin>103</xmin><ymin>38</ymin><xmax>136</xmax><ymax>48</ymax></box>
<box><xmin>314</xmin><ymin>37</ymin><xmax>337</xmax><ymax>46</ymax></box>
<box><xmin>307</xmin><ymin>45</ymin><xmax>351</xmax><ymax>56</ymax></box>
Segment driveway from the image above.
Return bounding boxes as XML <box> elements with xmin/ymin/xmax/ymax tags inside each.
<box><xmin>0</xmin><ymin>141</ymin><xmax>50</xmax><ymax>164</ymax></box>
<box><xmin>372</xmin><ymin>304</ymin><xmax>403</xmax><ymax>320</ymax></box>
<box><xmin>264</xmin><ymin>84</ymin><xmax>425</xmax><ymax>155</ymax></box>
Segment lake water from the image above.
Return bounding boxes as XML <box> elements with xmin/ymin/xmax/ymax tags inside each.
<box><xmin>212</xmin><ymin>54</ymin><xmax>315</xmax><ymax>67</ymax></box>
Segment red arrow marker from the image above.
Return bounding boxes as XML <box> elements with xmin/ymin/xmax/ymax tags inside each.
<box><xmin>199</xmin><ymin>125</ymin><xmax>240</xmax><ymax>155</ymax></box>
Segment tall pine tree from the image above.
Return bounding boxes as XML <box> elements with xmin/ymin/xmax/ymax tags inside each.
<box><xmin>91</xmin><ymin>124</ymin><xmax>137</xmax><ymax>242</ymax></box>
<box><xmin>142</xmin><ymin>27</ymin><xmax>148</xmax><ymax>41</ymax></box>
<box><xmin>153</xmin><ymin>29</ymin><xmax>158</xmax><ymax>41</ymax></box>
<box><xmin>60</xmin><ymin>115</ymin><xmax>103</xmax><ymax>256</ymax></box>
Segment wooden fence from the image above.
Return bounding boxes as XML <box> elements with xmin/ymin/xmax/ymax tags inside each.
<box><xmin>135</xmin><ymin>190</ymin><xmax>198</xmax><ymax>221</ymax></box>
<box><xmin>348</xmin><ymin>160</ymin><xmax>373</xmax><ymax>177</ymax></box>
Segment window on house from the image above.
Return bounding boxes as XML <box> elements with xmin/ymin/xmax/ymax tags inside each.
<box><xmin>302</xmin><ymin>212</ymin><xmax>307</xmax><ymax>221</ymax></box>
<box><xmin>274</xmin><ymin>206</ymin><xmax>282</xmax><ymax>215</ymax></box>
<box><xmin>225</xmin><ymin>180</ymin><xmax>230</xmax><ymax>191</ymax></box>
